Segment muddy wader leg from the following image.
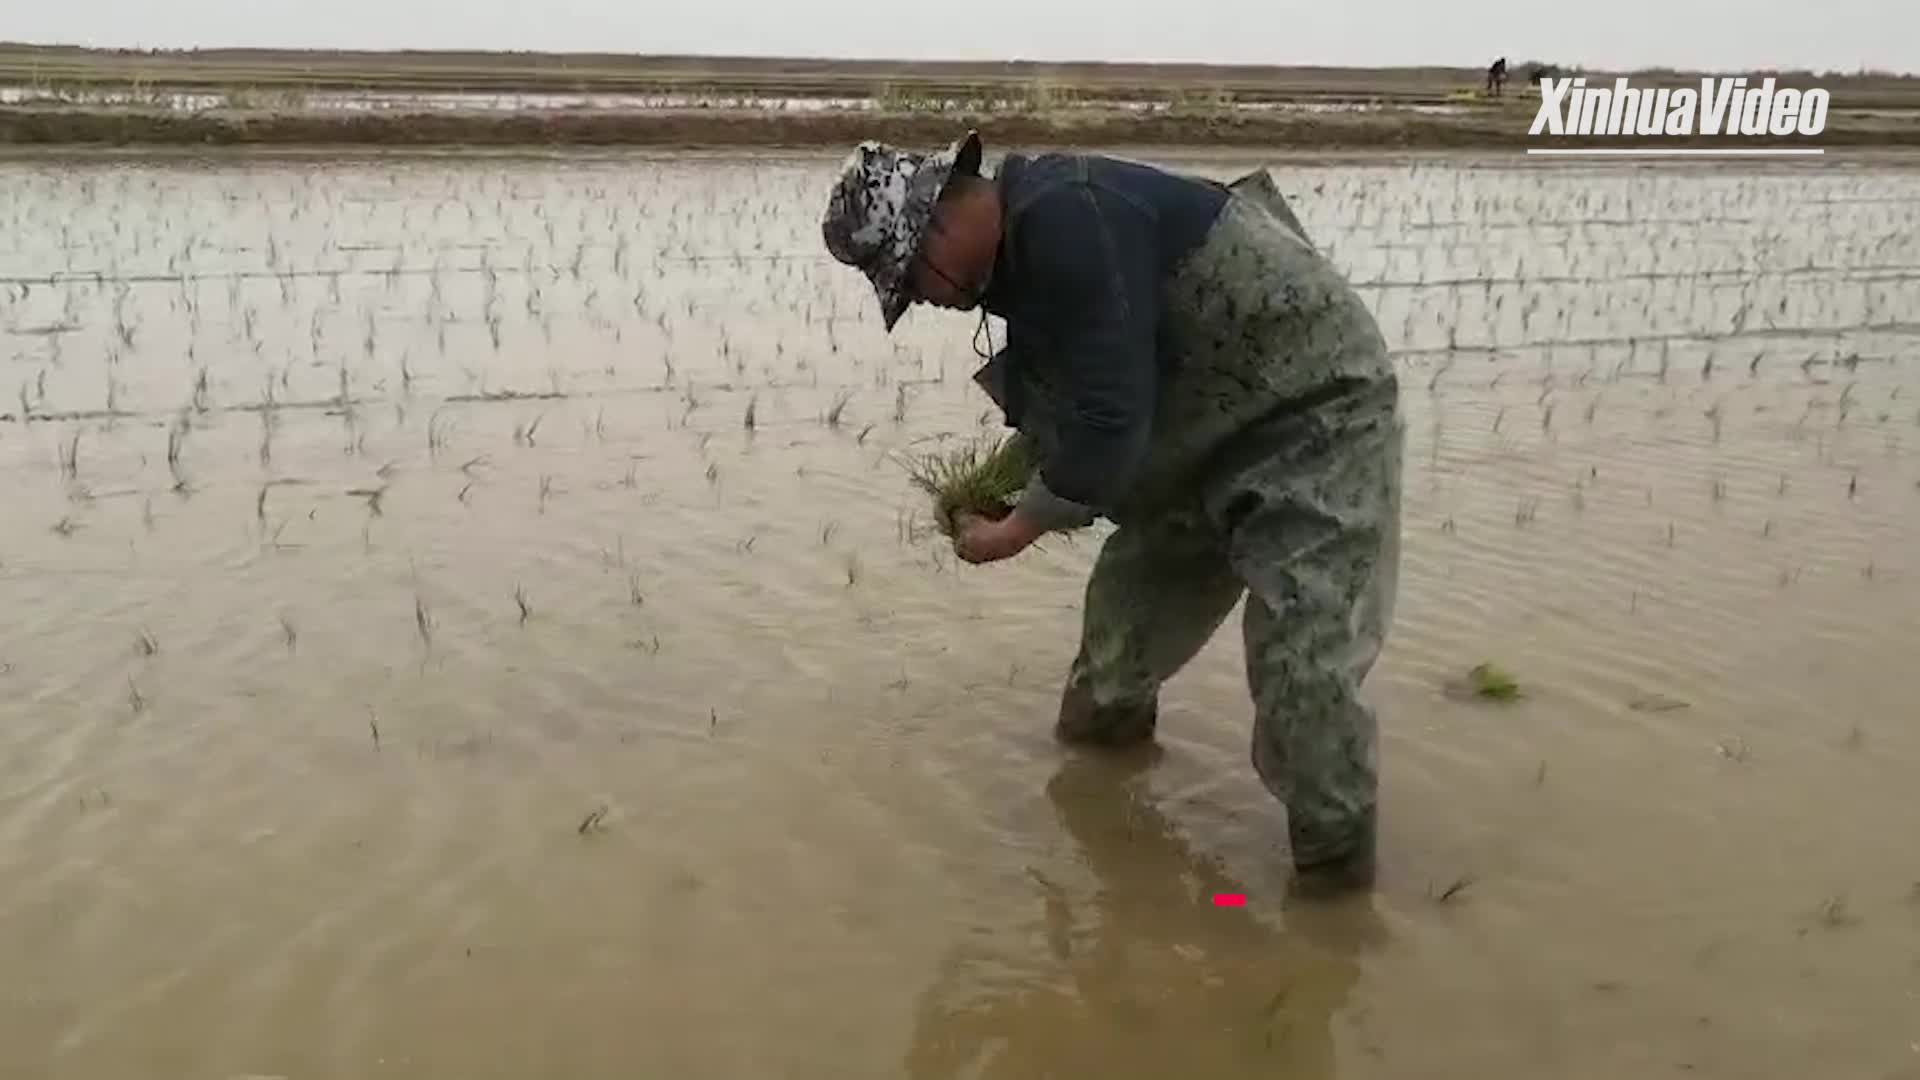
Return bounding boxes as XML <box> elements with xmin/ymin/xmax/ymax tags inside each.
<box><xmin>1209</xmin><ymin>394</ymin><xmax>1404</xmax><ymax>895</ymax></box>
<box><xmin>1057</xmin><ymin>516</ymin><xmax>1247</xmax><ymax>747</ymax></box>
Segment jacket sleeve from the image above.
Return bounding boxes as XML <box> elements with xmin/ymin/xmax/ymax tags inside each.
<box><xmin>1008</xmin><ymin>181</ymin><xmax>1160</xmax><ymax>530</ymax></box>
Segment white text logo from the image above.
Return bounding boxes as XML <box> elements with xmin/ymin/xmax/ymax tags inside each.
<box><xmin>1528</xmin><ymin>77</ymin><xmax>1829</xmax><ymax>138</ymax></box>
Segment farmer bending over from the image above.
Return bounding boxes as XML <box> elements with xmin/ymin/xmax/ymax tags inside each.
<box><xmin>821</xmin><ymin>132</ymin><xmax>1404</xmax><ymax>897</ymax></box>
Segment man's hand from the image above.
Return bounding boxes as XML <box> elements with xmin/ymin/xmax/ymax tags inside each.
<box><xmin>954</xmin><ymin>510</ymin><xmax>1045</xmax><ymax>564</ymax></box>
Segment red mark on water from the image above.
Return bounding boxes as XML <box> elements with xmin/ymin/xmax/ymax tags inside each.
<box><xmin>1212</xmin><ymin>893</ymin><xmax>1247</xmax><ymax>907</ymax></box>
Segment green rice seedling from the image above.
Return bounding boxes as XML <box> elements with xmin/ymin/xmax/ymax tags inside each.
<box><xmin>600</xmin><ymin>536</ymin><xmax>628</xmax><ymax>570</ymax></box>
<box><xmin>514</xmin><ymin>585</ymin><xmax>532</xmax><ymax>626</ymax></box>
<box><xmin>349</xmin><ymin>484</ymin><xmax>387</xmax><ymax>517</ymax></box>
<box><xmin>1816</xmin><ymin>894</ymin><xmax>1856</xmax><ymax>928</ymax></box>
<box><xmin>280</xmin><ymin>615</ymin><xmax>297</xmax><ymax>654</ymax></box>
<box><xmin>896</xmin><ymin>433</ymin><xmax>1046</xmax><ymax>538</ymax></box>
<box><xmin>514</xmin><ymin>413</ymin><xmax>545</xmax><ymax>448</ymax></box>
<box><xmin>58</xmin><ymin>428</ymin><xmax>79</xmax><ymax>482</ymax></box>
<box><xmin>1458</xmin><ymin>662</ymin><xmax>1521</xmax><ymax>702</ymax></box>
<box><xmin>135</xmin><ymin>628</ymin><xmax>159</xmax><ymax>657</ymax></box>
<box><xmin>578</xmin><ymin>805</ymin><xmax>609</xmax><ymax>835</ymax></box>
<box><xmin>428</xmin><ymin>405</ymin><xmax>453</xmax><ymax>451</ymax></box>
<box><xmin>1429</xmin><ymin>873</ymin><xmax>1473</xmax><ymax>904</ymax></box>
<box><xmin>1629</xmin><ymin>693</ymin><xmax>1688</xmax><ymax>713</ymax></box>
<box><xmin>825</xmin><ymin>389</ymin><xmax>854</xmax><ymax>429</ymax></box>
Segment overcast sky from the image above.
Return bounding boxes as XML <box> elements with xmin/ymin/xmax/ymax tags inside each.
<box><xmin>7</xmin><ymin>0</ymin><xmax>1915</xmax><ymax>75</ymax></box>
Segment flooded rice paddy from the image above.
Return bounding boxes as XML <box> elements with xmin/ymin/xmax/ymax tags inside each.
<box><xmin>2</xmin><ymin>150</ymin><xmax>1918</xmax><ymax>1079</ymax></box>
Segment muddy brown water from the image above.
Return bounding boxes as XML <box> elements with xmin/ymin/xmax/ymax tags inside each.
<box><xmin>2</xmin><ymin>150</ymin><xmax>1918</xmax><ymax>1079</ymax></box>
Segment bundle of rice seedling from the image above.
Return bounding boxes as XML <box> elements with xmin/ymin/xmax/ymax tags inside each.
<box><xmin>897</xmin><ymin>432</ymin><xmax>1043</xmax><ymax>538</ymax></box>
<box><xmin>1468</xmin><ymin>662</ymin><xmax>1521</xmax><ymax>700</ymax></box>
<box><xmin>1446</xmin><ymin>661</ymin><xmax>1523</xmax><ymax>702</ymax></box>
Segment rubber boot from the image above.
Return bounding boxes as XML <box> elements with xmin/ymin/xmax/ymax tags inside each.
<box><xmin>1289</xmin><ymin>815</ymin><xmax>1378</xmax><ymax>900</ymax></box>
<box><xmin>1054</xmin><ymin>681</ymin><xmax>1158</xmax><ymax>748</ymax></box>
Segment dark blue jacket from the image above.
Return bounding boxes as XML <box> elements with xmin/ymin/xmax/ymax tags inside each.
<box><xmin>975</xmin><ymin>152</ymin><xmax>1229</xmax><ymax>527</ymax></box>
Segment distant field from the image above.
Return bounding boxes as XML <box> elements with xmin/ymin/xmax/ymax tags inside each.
<box><xmin>0</xmin><ymin>44</ymin><xmax>1569</xmax><ymax>103</ymax></box>
<box><xmin>3</xmin><ymin>43</ymin><xmax>1918</xmax><ymax>148</ymax></box>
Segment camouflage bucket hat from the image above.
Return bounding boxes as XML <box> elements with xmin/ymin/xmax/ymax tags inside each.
<box><xmin>821</xmin><ymin>130</ymin><xmax>983</xmax><ymax>331</ymax></box>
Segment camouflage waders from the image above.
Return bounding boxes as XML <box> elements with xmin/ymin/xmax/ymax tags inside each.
<box><xmin>991</xmin><ymin>171</ymin><xmax>1404</xmax><ymax>872</ymax></box>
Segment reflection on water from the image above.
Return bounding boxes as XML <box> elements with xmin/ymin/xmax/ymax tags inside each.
<box><xmin>908</xmin><ymin>748</ymin><xmax>1384</xmax><ymax>1078</ymax></box>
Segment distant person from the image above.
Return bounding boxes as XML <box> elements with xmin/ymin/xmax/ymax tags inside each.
<box><xmin>819</xmin><ymin>131</ymin><xmax>1404</xmax><ymax>897</ymax></box>
<box><xmin>1487</xmin><ymin>56</ymin><xmax>1509</xmax><ymax>97</ymax></box>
